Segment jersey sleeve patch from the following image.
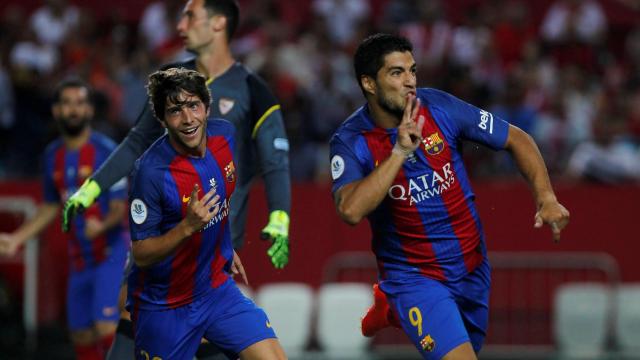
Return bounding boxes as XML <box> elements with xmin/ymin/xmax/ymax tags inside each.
<box><xmin>331</xmin><ymin>155</ymin><xmax>345</xmax><ymax>180</ymax></box>
<box><xmin>130</xmin><ymin>198</ymin><xmax>148</xmax><ymax>225</ymax></box>
<box><xmin>273</xmin><ymin>138</ymin><xmax>289</xmax><ymax>151</ymax></box>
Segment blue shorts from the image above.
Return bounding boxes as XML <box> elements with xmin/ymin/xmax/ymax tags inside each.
<box><xmin>133</xmin><ymin>280</ymin><xmax>276</xmax><ymax>360</ymax></box>
<box><xmin>380</xmin><ymin>259</ymin><xmax>491</xmax><ymax>359</ymax></box>
<box><xmin>67</xmin><ymin>244</ymin><xmax>127</xmax><ymax>330</ymax></box>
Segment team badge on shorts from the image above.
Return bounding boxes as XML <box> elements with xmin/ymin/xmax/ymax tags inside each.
<box><xmin>422</xmin><ymin>132</ymin><xmax>444</xmax><ymax>156</ymax></box>
<box><xmin>225</xmin><ymin>162</ymin><xmax>236</xmax><ymax>182</ymax></box>
<box><xmin>420</xmin><ymin>334</ymin><xmax>435</xmax><ymax>352</ymax></box>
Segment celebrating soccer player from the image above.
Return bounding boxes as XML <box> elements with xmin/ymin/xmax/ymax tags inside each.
<box><xmin>330</xmin><ymin>33</ymin><xmax>570</xmax><ymax>360</ymax></box>
<box><xmin>127</xmin><ymin>67</ymin><xmax>286</xmax><ymax>360</ymax></box>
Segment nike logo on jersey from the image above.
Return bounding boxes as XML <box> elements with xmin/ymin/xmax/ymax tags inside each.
<box><xmin>182</xmin><ymin>195</ymin><xmax>190</xmax><ymax>203</ymax></box>
<box><xmin>266</xmin><ymin>321</ymin><xmax>271</xmax><ymax>328</ymax></box>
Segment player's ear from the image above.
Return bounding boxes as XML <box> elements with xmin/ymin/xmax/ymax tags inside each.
<box><xmin>361</xmin><ymin>75</ymin><xmax>377</xmax><ymax>97</ymax></box>
<box><xmin>211</xmin><ymin>14</ymin><xmax>226</xmax><ymax>34</ymax></box>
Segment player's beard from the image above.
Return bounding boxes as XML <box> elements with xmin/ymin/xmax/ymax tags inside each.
<box><xmin>58</xmin><ymin>115</ymin><xmax>90</xmax><ymax>137</ymax></box>
<box><xmin>377</xmin><ymin>92</ymin><xmax>405</xmax><ymax>120</ymax></box>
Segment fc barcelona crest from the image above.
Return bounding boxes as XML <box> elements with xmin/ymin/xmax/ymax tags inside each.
<box><xmin>420</xmin><ymin>334</ymin><xmax>435</xmax><ymax>352</ymax></box>
<box><xmin>224</xmin><ymin>161</ymin><xmax>236</xmax><ymax>182</ymax></box>
<box><xmin>422</xmin><ymin>132</ymin><xmax>444</xmax><ymax>155</ymax></box>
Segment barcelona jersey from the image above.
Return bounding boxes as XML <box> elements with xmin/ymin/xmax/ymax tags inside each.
<box><xmin>43</xmin><ymin>131</ymin><xmax>127</xmax><ymax>272</ymax></box>
<box><xmin>330</xmin><ymin>88</ymin><xmax>510</xmax><ymax>282</ymax></box>
<box><xmin>127</xmin><ymin>119</ymin><xmax>237</xmax><ymax>311</ymax></box>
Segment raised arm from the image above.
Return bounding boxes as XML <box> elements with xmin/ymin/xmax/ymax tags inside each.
<box><xmin>335</xmin><ymin>96</ymin><xmax>425</xmax><ymax>225</ymax></box>
<box><xmin>504</xmin><ymin>125</ymin><xmax>570</xmax><ymax>241</ymax></box>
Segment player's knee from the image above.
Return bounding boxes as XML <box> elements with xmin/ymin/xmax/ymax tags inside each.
<box><xmin>441</xmin><ymin>342</ymin><xmax>477</xmax><ymax>360</ymax></box>
<box><xmin>95</xmin><ymin>320</ymin><xmax>118</xmax><ymax>338</ymax></box>
<box><xmin>238</xmin><ymin>338</ymin><xmax>287</xmax><ymax>360</ymax></box>
<box><xmin>70</xmin><ymin>328</ymin><xmax>97</xmax><ymax>345</ymax></box>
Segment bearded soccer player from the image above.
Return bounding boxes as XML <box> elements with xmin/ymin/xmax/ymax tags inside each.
<box><xmin>330</xmin><ymin>34</ymin><xmax>570</xmax><ymax>359</ymax></box>
<box><xmin>127</xmin><ymin>67</ymin><xmax>286</xmax><ymax>360</ymax></box>
<box><xmin>0</xmin><ymin>79</ymin><xmax>127</xmax><ymax>359</ymax></box>
<box><xmin>62</xmin><ymin>1</ymin><xmax>290</xmax><ymax>358</ymax></box>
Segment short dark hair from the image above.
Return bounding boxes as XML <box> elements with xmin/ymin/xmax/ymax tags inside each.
<box><xmin>147</xmin><ymin>67</ymin><xmax>211</xmax><ymax>121</ymax></box>
<box><xmin>353</xmin><ymin>33</ymin><xmax>413</xmax><ymax>93</ymax></box>
<box><xmin>204</xmin><ymin>0</ymin><xmax>240</xmax><ymax>41</ymax></box>
<box><xmin>52</xmin><ymin>77</ymin><xmax>92</xmax><ymax>104</ymax></box>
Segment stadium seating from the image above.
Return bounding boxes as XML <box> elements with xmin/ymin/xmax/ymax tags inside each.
<box><xmin>256</xmin><ymin>283</ymin><xmax>314</xmax><ymax>357</ymax></box>
<box><xmin>554</xmin><ymin>283</ymin><xmax>612</xmax><ymax>359</ymax></box>
<box><xmin>614</xmin><ymin>284</ymin><xmax>640</xmax><ymax>356</ymax></box>
<box><xmin>316</xmin><ymin>283</ymin><xmax>373</xmax><ymax>359</ymax></box>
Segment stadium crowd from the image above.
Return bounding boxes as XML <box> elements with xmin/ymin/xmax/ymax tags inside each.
<box><xmin>0</xmin><ymin>0</ymin><xmax>639</xmax><ymax>183</ymax></box>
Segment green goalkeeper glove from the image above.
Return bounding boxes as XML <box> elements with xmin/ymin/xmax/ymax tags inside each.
<box><xmin>261</xmin><ymin>210</ymin><xmax>290</xmax><ymax>269</ymax></box>
<box><xmin>62</xmin><ymin>179</ymin><xmax>101</xmax><ymax>232</ymax></box>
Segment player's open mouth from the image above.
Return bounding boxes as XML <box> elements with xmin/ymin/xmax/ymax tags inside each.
<box><xmin>181</xmin><ymin>127</ymin><xmax>198</xmax><ymax>138</ymax></box>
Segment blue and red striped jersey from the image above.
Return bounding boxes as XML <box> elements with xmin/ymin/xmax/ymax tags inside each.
<box><xmin>127</xmin><ymin>119</ymin><xmax>237</xmax><ymax>311</ymax></box>
<box><xmin>330</xmin><ymin>88</ymin><xmax>510</xmax><ymax>282</ymax></box>
<box><xmin>43</xmin><ymin>131</ymin><xmax>127</xmax><ymax>272</ymax></box>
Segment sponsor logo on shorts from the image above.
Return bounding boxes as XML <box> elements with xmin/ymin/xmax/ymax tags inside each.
<box><xmin>420</xmin><ymin>334</ymin><xmax>435</xmax><ymax>352</ymax></box>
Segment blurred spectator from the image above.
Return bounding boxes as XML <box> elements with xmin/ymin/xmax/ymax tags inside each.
<box><xmin>540</xmin><ymin>0</ymin><xmax>608</xmax><ymax>70</ymax></box>
<box><xmin>567</xmin><ymin>95</ymin><xmax>640</xmax><ymax>183</ymax></box>
<box><xmin>312</xmin><ymin>0</ymin><xmax>370</xmax><ymax>46</ymax></box>
<box><xmin>541</xmin><ymin>0</ymin><xmax>607</xmax><ymax>44</ymax></box>
<box><xmin>396</xmin><ymin>0</ymin><xmax>452</xmax><ymax>70</ymax></box>
<box><xmin>0</xmin><ymin>0</ymin><xmax>637</xmax><ymax>182</ymax></box>
<box><xmin>450</xmin><ymin>5</ymin><xmax>493</xmax><ymax>68</ymax></box>
<box><xmin>560</xmin><ymin>65</ymin><xmax>600</xmax><ymax>148</ymax></box>
<box><xmin>139</xmin><ymin>0</ymin><xmax>183</xmax><ymax>58</ymax></box>
<box><xmin>10</xmin><ymin>29</ymin><xmax>59</xmax><ymax>76</ymax></box>
<box><xmin>29</xmin><ymin>0</ymin><xmax>79</xmax><ymax>47</ymax></box>
<box><xmin>492</xmin><ymin>0</ymin><xmax>536</xmax><ymax>71</ymax></box>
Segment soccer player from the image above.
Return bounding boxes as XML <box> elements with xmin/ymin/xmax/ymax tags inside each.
<box><xmin>128</xmin><ymin>67</ymin><xmax>286</xmax><ymax>360</ymax></box>
<box><xmin>0</xmin><ymin>78</ymin><xmax>127</xmax><ymax>360</ymax></box>
<box><xmin>330</xmin><ymin>34</ymin><xmax>570</xmax><ymax>360</ymax></box>
<box><xmin>62</xmin><ymin>1</ymin><xmax>291</xmax><ymax>357</ymax></box>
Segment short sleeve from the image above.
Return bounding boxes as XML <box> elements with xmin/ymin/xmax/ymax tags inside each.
<box><xmin>426</xmin><ymin>89</ymin><xmax>510</xmax><ymax>150</ymax></box>
<box><xmin>128</xmin><ymin>160</ymin><xmax>163</xmax><ymax>241</ymax></box>
<box><xmin>329</xmin><ymin>135</ymin><xmax>366</xmax><ymax>194</ymax></box>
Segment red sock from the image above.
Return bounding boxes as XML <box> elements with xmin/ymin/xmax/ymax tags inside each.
<box><xmin>74</xmin><ymin>343</ymin><xmax>103</xmax><ymax>360</ymax></box>
<box><xmin>361</xmin><ymin>283</ymin><xmax>399</xmax><ymax>337</ymax></box>
<box><xmin>99</xmin><ymin>333</ymin><xmax>115</xmax><ymax>355</ymax></box>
